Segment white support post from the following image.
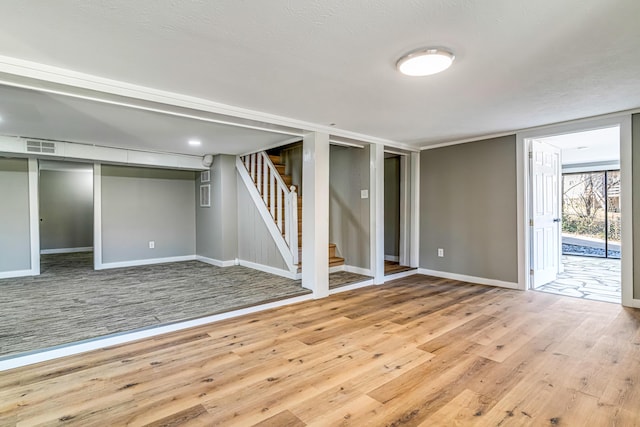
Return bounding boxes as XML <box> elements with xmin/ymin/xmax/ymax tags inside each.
<box><xmin>93</xmin><ymin>163</ymin><xmax>102</xmax><ymax>270</ymax></box>
<box><xmin>410</xmin><ymin>151</ymin><xmax>420</xmax><ymax>268</ymax></box>
<box><xmin>27</xmin><ymin>158</ymin><xmax>40</xmax><ymax>276</ymax></box>
<box><xmin>302</xmin><ymin>132</ymin><xmax>330</xmax><ymax>298</ymax></box>
<box><xmin>370</xmin><ymin>143</ymin><xmax>385</xmax><ymax>284</ymax></box>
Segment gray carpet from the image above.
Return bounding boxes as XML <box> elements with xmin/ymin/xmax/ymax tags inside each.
<box><xmin>0</xmin><ymin>253</ymin><xmax>369</xmax><ymax>358</ymax></box>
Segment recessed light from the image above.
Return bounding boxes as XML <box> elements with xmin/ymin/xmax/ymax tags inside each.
<box><xmin>397</xmin><ymin>48</ymin><xmax>455</xmax><ymax>77</ymax></box>
<box><xmin>188</xmin><ymin>139</ymin><xmax>201</xmax><ymax>146</ymax></box>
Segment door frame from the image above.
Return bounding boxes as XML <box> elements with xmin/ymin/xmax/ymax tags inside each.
<box><xmin>383</xmin><ymin>149</ymin><xmax>411</xmax><ymax>267</ymax></box>
<box><xmin>516</xmin><ymin>114</ymin><xmax>635</xmax><ymax>306</ymax></box>
<box><xmin>29</xmin><ymin>159</ymin><xmax>99</xmax><ymax>274</ymax></box>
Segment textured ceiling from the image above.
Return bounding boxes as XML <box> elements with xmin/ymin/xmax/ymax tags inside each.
<box><xmin>0</xmin><ymin>0</ymin><xmax>638</xmax><ymax>152</ymax></box>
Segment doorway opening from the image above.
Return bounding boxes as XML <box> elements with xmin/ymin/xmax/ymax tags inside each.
<box><xmin>383</xmin><ymin>150</ymin><xmax>414</xmax><ymax>276</ymax></box>
<box><xmin>38</xmin><ymin>160</ymin><xmax>94</xmax><ymax>273</ymax></box>
<box><xmin>528</xmin><ymin>126</ymin><xmax>621</xmax><ymax>303</ymax></box>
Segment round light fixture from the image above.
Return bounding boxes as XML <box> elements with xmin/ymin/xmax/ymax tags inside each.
<box><xmin>396</xmin><ymin>48</ymin><xmax>455</xmax><ymax>77</ymax></box>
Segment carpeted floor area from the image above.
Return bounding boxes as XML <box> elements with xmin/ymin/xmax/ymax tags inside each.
<box><xmin>535</xmin><ymin>255</ymin><xmax>621</xmax><ymax>303</ymax></box>
<box><xmin>0</xmin><ymin>253</ymin><xmax>370</xmax><ymax>358</ymax></box>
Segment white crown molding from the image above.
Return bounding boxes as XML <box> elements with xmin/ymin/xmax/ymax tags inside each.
<box><xmin>0</xmin><ymin>55</ymin><xmax>415</xmax><ymax>150</ymax></box>
<box><xmin>419</xmin><ymin>108</ymin><xmax>640</xmax><ymax>151</ymax></box>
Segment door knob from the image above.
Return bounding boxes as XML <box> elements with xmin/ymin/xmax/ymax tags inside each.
<box><xmin>553</xmin><ymin>218</ymin><xmax>561</xmax><ymax>223</ymax></box>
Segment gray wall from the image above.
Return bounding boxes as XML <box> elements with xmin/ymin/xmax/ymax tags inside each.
<box><xmin>236</xmin><ymin>170</ymin><xmax>288</xmax><ymax>270</ymax></box>
<box><xmin>101</xmin><ymin>165</ymin><xmax>196</xmax><ymax>263</ymax></box>
<box><xmin>384</xmin><ymin>156</ymin><xmax>400</xmax><ymax>257</ymax></box>
<box><xmin>39</xmin><ymin>169</ymin><xmax>93</xmax><ymax>251</ymax></box>
<box><xmin>633</xmin><ymin>114</ymin><xmax>640</xmax><ymax>299</ymax></box>
<box><xmin>0</xmin><ymin>158</ymin><xmax>31</xmax><ymax>273</ymax></box>
<box><xmin>196</xmin><ymin>154</ymin><xmax>238</xmax><ymax>261</ymax></box>
<box><xmin>329</xmin><ymin>145</ymin><xmax>371</xmax><ymax>269</ymax></box>
<box><xmin>420</xmin><ymin>135</ymin><xmax>518</xmax><ymax>283</ymax></box>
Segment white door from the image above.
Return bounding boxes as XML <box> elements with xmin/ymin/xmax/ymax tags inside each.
<box><xmin>530</xmin><ymin>140</ymin><xmax>561</xmax><ymax>288</ymax></box>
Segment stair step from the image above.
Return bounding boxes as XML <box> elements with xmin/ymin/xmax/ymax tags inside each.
<box><xmin>296</xmin><ymin>256</ymin><xmax>345</xmax><ymax>269</ymax></box>
<box><xmin>329</xmin><ymin>256</ymin><xmax>345</xmax><ymax>267</ymax></box>
<box><xmin>275</xmin><ymin>164</ymin><xmax>285</xmax><ymax>174</ymax></box>
<box><xmin>329</xmin><ymin>243</ymin><xmax>336</xmax><ymax>258</ymax></box>
<box><xmin>283</xmin><ymin>175</ymin><xmax>292</xmax><ymax>185</ymax></box>
<box><xmin>269</xmin><ymin>154</ymin><xmax>282</xmax><ymax>165</ymax></box>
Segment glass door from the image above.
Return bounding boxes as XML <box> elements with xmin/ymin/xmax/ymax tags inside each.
<box><xmin>606</xmin><ymin>171</ymin><xmax>621</xmax><ymax>259</ymax></box>
<box><xmin>561</xmin><ymin>170</ymin><xmax>620</xmax><ymax>258</ymax></box>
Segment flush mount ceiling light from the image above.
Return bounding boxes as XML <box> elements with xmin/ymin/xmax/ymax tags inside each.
<box><xmin>188</xmin><ymin>139</ymin><xmax>202</xmax><ymax>146</ymax></box>
<box><xmin>396</xmin><ymin>48</ymin><xmax>455</xmax><ymax>77</ymax></box>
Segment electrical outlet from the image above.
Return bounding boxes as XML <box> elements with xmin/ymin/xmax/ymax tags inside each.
<box><xmin>437</xmin><ymin>248</ymin><xmax>444</xmax><ymax>257</ymax></box>
<box><xmin>361</xmin><ymin>189</ymin><xmax>369</xmax><ymax>199</ymax></box>
<box><xmin>149</xmin><ymin>241</ymin><xmax>155</xmax><ymax>249</ymax></box>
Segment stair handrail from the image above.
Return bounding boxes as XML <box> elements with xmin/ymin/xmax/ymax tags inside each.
<box><xmin>241</xmin><ymin>152</ymin><xmax>299</xmax><ymax>264</ymax></box>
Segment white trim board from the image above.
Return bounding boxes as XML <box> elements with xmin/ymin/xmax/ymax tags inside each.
<box><xmin>238</xmin><ymin>259</ymin><xmax>300</xmax><ymax>280</ymax></box>
<box><xmin>417</xmin><ymin>268</ymin><xmax>519</xmax><ymax>290</ymax></box>
<box><xmin>0</xmin><ymin>55</ymin><xmax>421</xmax><ymax>153</ymax></box>
<box><xmin>41</xmin><ymin>247</ymin><xmax>93</xmax><ymax>255</ymax></box>
<box><xmin>328</xmin><ymin>279</ymin><xmax>374</xmax><ymax>295</ymax></box>
<box><xmin>0</xmin><ymin>292</ymin><xmax>313</xmax><ymax>371</ymax></box>
<box><xmin>96</xmin><ymin>255</ymin><xmax>196</xmax><ymax>270</ymax></box>
<box><xmin>384</xmin><ymin>255</ymin><xmax>399</xmax><ymax>262</ymax></box>
<box><xmin>0</xmin><ymin>269</ymin><xmax>35</xmax><ymax>279</ymax></box>
<box><xmin>384</xmin><ymin>269</ymin><xmax>419</xmax><ymax>282</ymax></box>
<box><xmin>196</xmin><ymin>256</ymin><xmax>237</xmax><ymax>268</ymax></box>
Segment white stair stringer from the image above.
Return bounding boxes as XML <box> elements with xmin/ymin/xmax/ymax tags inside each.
<box><xmin>236</xmin><ymin>157</ymin><xmax>297</xmax><ymax>274</ymax></box>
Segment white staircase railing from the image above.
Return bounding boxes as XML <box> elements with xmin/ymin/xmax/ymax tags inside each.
<box><xmin>240</xmin><ymin>152</ymin><xmax>299</xmax><ymax>265</ymax></box>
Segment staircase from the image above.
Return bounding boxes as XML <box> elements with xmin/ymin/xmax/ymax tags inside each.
<box><xmin>243</xmin><ymin>151</ymin><xmax>344</xmax><ymax>269</ymax></box>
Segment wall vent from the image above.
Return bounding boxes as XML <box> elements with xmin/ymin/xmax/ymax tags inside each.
<box><xmin>26</xmin><ymin>140</ymin><xmax>56</xmax><ymax>154</ymax></box>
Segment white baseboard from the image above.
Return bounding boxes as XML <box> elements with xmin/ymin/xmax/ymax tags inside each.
<box><xmin>0</xmin><ymin>269</ymin><xmax>37</xmax><ymax>279</ymax></box>
<box><xmin>40</xmin><ymin>247</ymin><xmax>94</xmax><ymax>255</ymax></box>
<box><xmin>384</xmin><ymin>269</ymin><xmax>419</xmax><ymax>281</ymax></box>
<box><xmin>329</xmin><ymin>264</ymin><xmax>345</xmax><ymax>273</ymax></box>
<box><xmin>196</xmin><ymin>256</ymin><xmax>237</xmax><ymax>268</ymax></box>
<box><xmin>238</xmin><ymin>259</ymin><xmax>299</xmax><ymax>280</ymax></box>
<box><xmin>384</xmin><ymin>255</ymin><xmax>399</xmax><ymax>262</ymax></box>
<box><xmin>0</xmin><ymin>292</ymin><xmax>314</xmax><ymax>371</ymax></box>
<box><xmin>417</xmin><ymin>268</ymin><xmax>519</xmax><ymax>290</ymax></box>
<box><xmin>344</xmin><ymin>265</ymin><xmax>373</xmax><ymax>276</ymax></box>
<box><xmin>96</xmin><ymin>255</ymin><xmax>196</xmax><ymax>270</ymax></box>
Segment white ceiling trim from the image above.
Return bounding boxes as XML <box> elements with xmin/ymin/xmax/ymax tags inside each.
<box><xmin>420</xmin><ymin>108</ymin><xmax>640</xmax><ymax>151</ymax></box>
<box><xmin>0</xmin><ymin>55</ymin><xmax>418</xmax><ymax>152</ymax></box>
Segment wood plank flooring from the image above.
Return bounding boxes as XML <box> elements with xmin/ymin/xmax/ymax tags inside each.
<box><xmin>384</xmin><ymin>260</ymin><xmax>416</xmax><ymax>276</ymax></box>
<box><xmin>1</xmin><ymin>275</ymin><xmax>639</xmax><ymax>426</ymax></box>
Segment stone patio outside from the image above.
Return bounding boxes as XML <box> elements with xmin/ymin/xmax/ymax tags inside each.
<box><xmin>536</xmin><ymin>255</ymin><xmax>621</xmax><ymax>303</ymax></box>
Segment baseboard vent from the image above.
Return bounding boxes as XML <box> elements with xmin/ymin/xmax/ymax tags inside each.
<box><xmin>26</xmin><ymin>140</ymin><xmax>56</xmax><ymax>154</ymax></box>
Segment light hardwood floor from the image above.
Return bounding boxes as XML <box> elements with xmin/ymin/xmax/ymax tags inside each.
<box><xmin>1</xmin><ymin>274</ymin><xmax>639</xmax><ymax>426</ymax></box>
